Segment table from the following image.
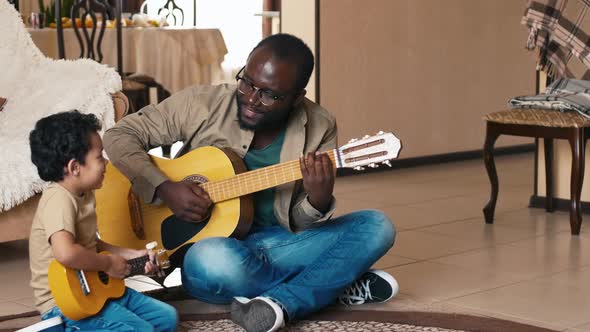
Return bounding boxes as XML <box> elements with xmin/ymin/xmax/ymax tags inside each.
<box><xmin>29</xmin><ymin>27</ymin><xmax>228</xmax><ymax>93</ymax></box>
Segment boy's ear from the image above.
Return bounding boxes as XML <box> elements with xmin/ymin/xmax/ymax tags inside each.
<box><xmin>65</xmin><ymin>159</ymin><xmax>80</xmax><ymax>176</ymax></box>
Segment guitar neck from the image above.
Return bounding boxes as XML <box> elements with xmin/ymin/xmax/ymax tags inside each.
<box><xmin>201</xmin><ymin>150</ymin><xmax>338</xmax><ymax>203</ymax></box>
<box><xmin>127</xmin><ymin>255</ymin><xmax>150</xmax><ymax>277</ymax></box>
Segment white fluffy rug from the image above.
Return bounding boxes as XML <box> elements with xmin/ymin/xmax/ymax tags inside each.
<box><xmin>0</xmin><ymin>1</ymin><xmax>122</xmax><ymax>211</ymax></box>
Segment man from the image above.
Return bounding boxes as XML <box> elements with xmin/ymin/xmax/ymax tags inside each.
<box><xmin>104</xmin><ymin>34</ymin><xmax>397</xmax><ymax>332</ymax></box>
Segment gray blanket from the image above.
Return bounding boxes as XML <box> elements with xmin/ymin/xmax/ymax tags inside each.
<box><xmin>509</xmin><ymin>78</ymin><xmax>590</xmax><ymax>117</ymax></box>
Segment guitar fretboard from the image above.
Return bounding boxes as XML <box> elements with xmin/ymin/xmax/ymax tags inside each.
<box><xmin>128</xmin><ymin>255</ymin><xmax>150</xmax><ymax>276</ymax></box>
<box><xmin>199</xmin><ymin>150</ymin><xmax>337</xmax><ymax>203</ymax></box>
<box><xmin>81</xmin><ymin>256</ymin><xmax>149</xmax><ymax>293</ymax></box>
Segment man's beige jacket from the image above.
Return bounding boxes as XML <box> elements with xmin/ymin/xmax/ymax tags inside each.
<box><xmin>104</xmin><ymin>84</ymin><xmax>337</xmax><ymax>231</ymax></box>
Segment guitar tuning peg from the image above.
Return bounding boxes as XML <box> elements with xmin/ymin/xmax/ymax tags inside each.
<box><xmin>353</xmin><ymin>166</ymin><xmax>365</xmax><ymax>171</ymax></box>
<box><xmin>376</xmin><ymin>130</ymin><xmax>384</xmax><ymax>135</ymax></box>
<box><xmin>146</xmin><ymin>241</ymin><xmax>158</xmax><ymax>251</ymax></box>
<box><xmin>362</xmin><ymin>134</ymin><xmax>371</xmax><ymax>139</ymax></box>
<box><xmin>368</xmin><ymin>163</ymin><xmax>379</xmax><ymax>168</ymax></box>
<box><xmin>347</xmin><ymin>138</ymin><xmax>358</xmax><ymax>144</ymax></box>
<box><xmin>382</xmin><ymin>160</ymin><xmax>392</xmax><ymax>167</ymax></box>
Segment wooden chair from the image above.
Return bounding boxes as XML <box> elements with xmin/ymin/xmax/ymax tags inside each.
<box><xmin>140</xmin><ymin>0</ymin><xmax>186</xmax><ymax>26</ymax></box>
<box><xmin>483</xmin><ymin>108</ymin><xmax>590</xmax><ymax>235</ymax></box>
<box><xmin>54</xmin><ymin>0</ymin><xmax>170</xmax><ymax>113</ymax></box>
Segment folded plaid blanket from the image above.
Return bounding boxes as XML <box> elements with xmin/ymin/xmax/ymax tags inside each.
<box><xmin>522</xmin><ymin>0</ymin><xmax>590</xmax><ymax>78</ymax></box>
<box><xmin>509</xmin><ymin>78</ymin><xmax>590</xmax><ymax>117</ymax></box>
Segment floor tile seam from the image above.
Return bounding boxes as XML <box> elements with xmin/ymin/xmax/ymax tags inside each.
<box><xmin>515</xmin><ymin>266</ymin><xmax>589</xmax><ymax>283</ymax></box>
<box><xmin>398</xmin><ymin>217</ymin><xmax>487</xmax><ymax>231</ymax></box>
<box><xmin>504</xmin><ymin>231</ymin><xmax>572</xmax><ymax>248</ymax></box>
<box><xmin>10</xmin><ymin>299</ymin><xmax>35</xmax><ymax>308</ymax></box>
<box><xmin>395</xmin><ymin>205</ymin><xmax>530</xmax><ymax>231</ymax></box>
<box><xmin>377</xmin><ymin>259</ymin><xmax>422</xmax><ymax>270</ymax></box>
<box><xmin>400</xmin><ymin>244</ymin><xmax>498</xmax><ymax>261</ymax></box>
<box><xmin>417</xmin><ymin>225</ymin><xmax>552</xmax><ymax>245</ymax></box>
<box><xmin>419</xmin><ymin>259</ymin><xmax>534</xmax><ymax>285</ymax></box>
<box><xmin>396</xmin><ymin>232</ymin><xmax>494</xmax><ymax>249</ymax></box>
<box><xmin>500</xmin><ymin>230</ymin><xmax>577</xmax><ymax>248</ymax></box>
<box><xmin>403</xmin><ymin>196</ymin><xmax>531</xmax><ymax>211</ymax></box>
<box><xmin>427</xmin><ymin>251</ymin><xmax>576</xmax><ymax>281</ymax></box>
<box><xmin>0</xmin><ymin>299</ymin><xmax>34</xmax><ymax>309</ymax></box>
<box><xmin>492</xmin><ymin>221</ymin><xmax>573</xmax><ymax>234</ymax></box>
<box><xmin>405</xmin><ymin>212</ymin><xmax>532</xmax><ymax>232</ymax></box>
<box><xmin>8</xmin><ymin>295</ymin><xmax>35</xmax><ymax>307</ymax></box>
<box><xmin>432</xmin><ymin>266</ymin><xmax>574</xmax><ymax>303</ymax></box>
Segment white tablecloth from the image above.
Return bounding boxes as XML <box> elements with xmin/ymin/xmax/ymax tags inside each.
<box><xmin>29</xmin><ymin>27</ymin><xmax>228</xmax><ymax>93</ymax></box>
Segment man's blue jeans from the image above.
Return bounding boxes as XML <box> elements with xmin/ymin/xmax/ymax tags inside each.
<box><xmin>181</xmin><ymin>209</ymin><xmax>395</xmax><ymax>319</ymax></box>
<box><xmin>42</xmin><ymin>288</ymin><xmax>178</xmax><ymax>331</ymax></box>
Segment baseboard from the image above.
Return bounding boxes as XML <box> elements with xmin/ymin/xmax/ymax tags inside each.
<box><xmin>337</xmin><ymin>143</ymin><xmax>535</xmax><ymax>177</ymax></box>
<box><xmin>529</xmin><ymin>195</ymin><xmax>590</xmax><ymax>214</ymax></box>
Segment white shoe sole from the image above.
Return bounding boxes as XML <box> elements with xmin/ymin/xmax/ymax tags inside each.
<box><xmin>232</xmin><ymin>296</ymin><xmax>284</xmax><ymax>332</ymax></box>
<box><xmin>369</xmin><ymin>269</ymin><xmax>400</xmax><ymax>302</ymax></box>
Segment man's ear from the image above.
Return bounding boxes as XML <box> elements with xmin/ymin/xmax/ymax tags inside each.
<box><xmin>293</xmin><ymin>89</ymin><xmax>307</xmax><ymax>107</ymax></box>
<box><xmin>65</xmin><ymin>159</ymin><xmax>80</xmax><ymax>176</ymax></box>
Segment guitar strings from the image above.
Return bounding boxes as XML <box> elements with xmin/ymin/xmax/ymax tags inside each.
<box><xmin>138</xmin><ymin>151</ymin><xmax>336</xmax><ymax>215</ymax></box>
<box><xmin>205</xmin><ymin>160</ymin><xmax>302</xmax><ymax>202</ymax></box>
<box><xmin>203</xmin><ymin>151</ymin><xmax>337</xmax><ymax>202</ymax></box>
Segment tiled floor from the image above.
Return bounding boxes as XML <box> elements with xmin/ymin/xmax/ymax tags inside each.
<box><xmin>2</xmin><ymin>152</ymin><xmax>590</xmax><ymax>331</ymax></box>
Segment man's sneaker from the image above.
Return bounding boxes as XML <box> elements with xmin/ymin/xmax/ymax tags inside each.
<box><xmin>338</xmin><ymin>269</ymin><xmax>399</xmax><ymax>305</ymax></box>
<box><xmin>231</xmin><ymin>296</ymin><xmax>285</xmax><ymax>332</ymax></box>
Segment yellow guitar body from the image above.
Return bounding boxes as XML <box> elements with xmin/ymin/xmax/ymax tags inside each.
<box><xmin>48</xmin><ymin>252</ymin><xmax>125</xmax><ymax>320</ymax></box>
<box><xmin>96</xmin><ymin>146</ymin><xmax>252</xmax><ymax>255</ymax></box>
<box><xmin>95</xmin><ymin>132</ymin><xmax>401</xmax><ymax>256</ymax></box>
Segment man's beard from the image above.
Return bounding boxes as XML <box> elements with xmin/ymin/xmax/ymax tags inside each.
<box><xmin>236</xmin><ymin>95</ymin><xmax>291</xmax><ymax>131</ymax></box>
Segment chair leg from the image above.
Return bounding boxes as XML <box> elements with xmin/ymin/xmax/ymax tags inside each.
<box><xmin>544</xmin><ymin>138</ymin><xmax>554</xmax><ymax>212</ymax></box>
<box><xmin>483</xmin><ymin>122</ymin><xmax>500</xmax><ymax>224</ymax></box>
<box><xmin>568</xmin><ymin>128</ymin><xmax>585</xmax><ymax>235</ymax></box>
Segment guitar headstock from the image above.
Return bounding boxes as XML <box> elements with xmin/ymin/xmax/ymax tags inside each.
<box><xmin>336</xmin><ymin>131</ymin><xmax>401</xmax><ymax>171</ymax></box>
<box><xmin>146</xmin><ymin>241</ymin><xmax>171</xmax><ymax>278</ymax></box>
<box><xmin>127</xmin><ymin>242</ymin><xmax>171</xmax><ymax>277</ymax></box>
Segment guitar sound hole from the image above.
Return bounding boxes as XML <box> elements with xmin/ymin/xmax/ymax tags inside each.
<box><xmin>98</xmin><ymin>271</ymin><xmax>110</xmax><ymax>285</ymax></box>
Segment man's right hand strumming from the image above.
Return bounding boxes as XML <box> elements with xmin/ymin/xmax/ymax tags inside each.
<box><xmin>156</xmin><ymin>180</ymin><xmax>212</xmax><ymax>223</ymax></box>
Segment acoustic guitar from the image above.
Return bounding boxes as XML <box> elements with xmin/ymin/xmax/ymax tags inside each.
<box><xmin>48</xmin><ymin>242</ymin><xmax>169</xmax><ymax>320</ymax></box>
<box><xmin>95</xmin><ymin>131</ymin><xmax>401</xmax><ymax>259</ymax></box>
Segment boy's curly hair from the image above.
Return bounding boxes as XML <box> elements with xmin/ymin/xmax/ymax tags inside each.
<box><xmin>29</xmin><ymin>111</ymin><xmax>102</xmax><ymax>182</ymax></box>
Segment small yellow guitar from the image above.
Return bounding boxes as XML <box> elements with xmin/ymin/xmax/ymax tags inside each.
<box><xmin>95</xmin><ymin>131</ymin><xmax>401</xmax><ymax>259</ymax></box>
<box><xmin>48</xmin><ymin>242</ymin><xmax>169</xmax><ymax>320</ymax></box>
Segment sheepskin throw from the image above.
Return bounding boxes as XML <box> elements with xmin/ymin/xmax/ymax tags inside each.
<box><xmin>0</xmin><ymin>0</ymin><xmax>122</xmax><ymax>211</ymax></box>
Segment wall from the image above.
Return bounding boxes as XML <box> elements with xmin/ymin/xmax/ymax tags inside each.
<box><xmin>281</xmin><ymin>0</ymin><xmax>317</xmax><ymax>101</ymax></box>
<box><xmin>319</xmin><ymin>0</ymin><xmax>536</xmax><ymax>156</ymax></box>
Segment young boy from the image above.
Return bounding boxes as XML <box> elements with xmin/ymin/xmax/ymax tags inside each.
<box><xmin>28</xmin><ymin>111</ymin><xmax>178</xmax><ymax>331</ymax></box>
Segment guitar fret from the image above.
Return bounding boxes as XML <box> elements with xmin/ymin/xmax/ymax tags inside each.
<box><xmin>199</xmin><ymin>151</ymin><xmax>336</xmax><ymax>203</ymax></box>
<box><xmin>128</xmin><ymin>255</ymin><xmax>149</xmax><ymax>277</ymax></box>
<box><xmin>237</xmin><ymin>172</ymin><xmax>242</xmax><ymax>201</ymax></box>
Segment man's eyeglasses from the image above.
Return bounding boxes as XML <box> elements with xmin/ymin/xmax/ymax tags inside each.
<box><xmin>235</xmin><ymin>66</ymin><xmax>288</xmax><ymax>106</ymax></box>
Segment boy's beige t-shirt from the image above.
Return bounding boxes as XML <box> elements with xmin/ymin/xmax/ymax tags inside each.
<box><xmin>29</xmin><ymin>183</ymin><xmax>98</xmax><ymax>314</ymax></box>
